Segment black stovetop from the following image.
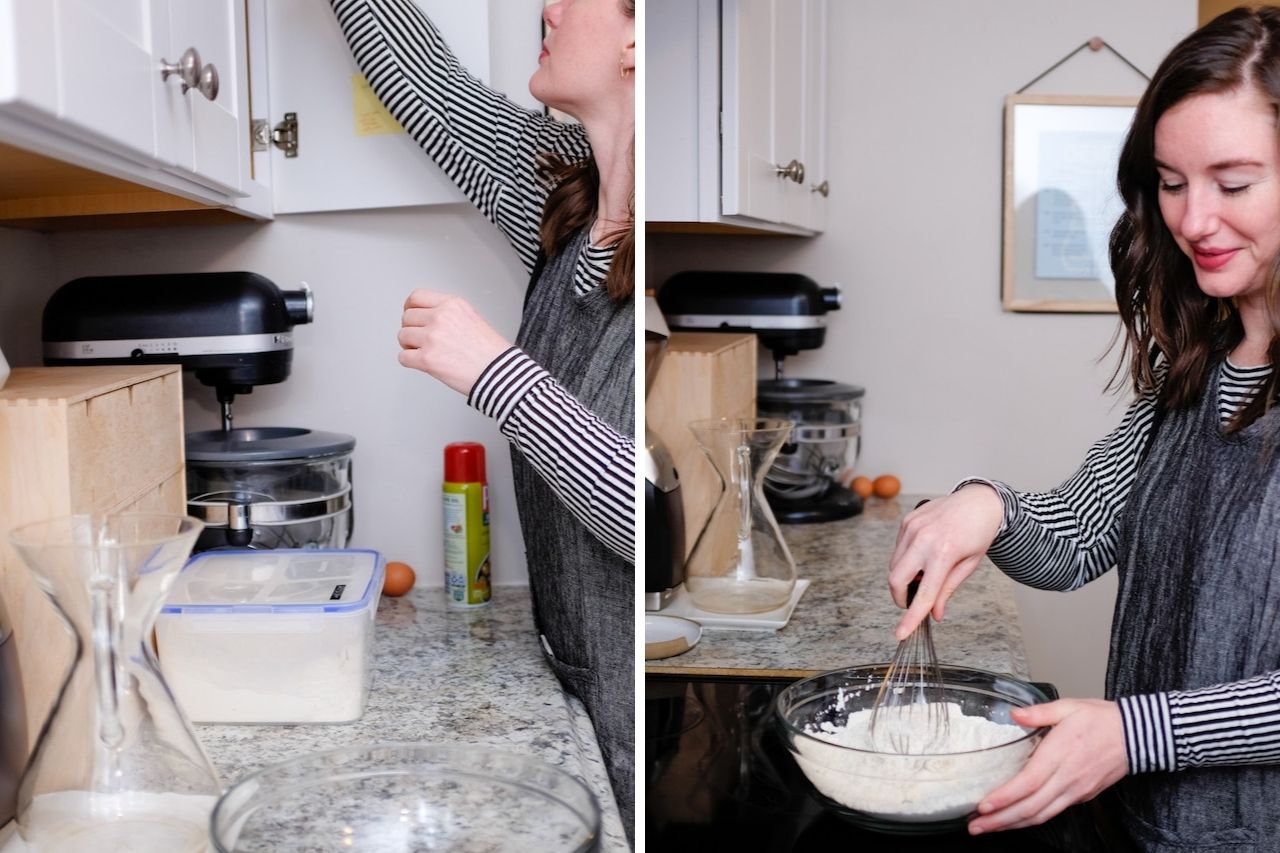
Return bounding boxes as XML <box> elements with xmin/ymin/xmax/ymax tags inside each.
<box><xmin>646</xmin><ymin>676</ymin><xmax>1118</xmax><ymax>852</ymax></box>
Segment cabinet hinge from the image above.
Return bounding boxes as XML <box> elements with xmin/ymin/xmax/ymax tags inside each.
<box><xmin>252</xmin><ymin>112</ymin><xmax>299</xmax><ymax>158</ymax></box>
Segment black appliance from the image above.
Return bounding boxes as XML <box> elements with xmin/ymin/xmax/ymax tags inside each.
<box><xmin>42</xmin><ymin>272</ymin><xmax>314</xmax><ymax>432</ymax></box>
<box><xmin>658</xmin><ymin>271</ymin><xmax>841</xmax><ymax>376</ymax></box>
<box><xmin>645</xmin><ymin>294</ymin><xmax>686</xmax><ymax>610</ymax></box>
<box><xmin>647</xmin><ymin>675</ymin><xmax>1122</xmax><ymax>851</ymax></box>
<box><xmin>41</xmin><ymin>272</ymin><xmax>357</xmax><ymax>552</ymax></box>
<box><xmin>658</xmin><ymin>272</ymin><xmax>863</xmax><ymax>524</ymax></box>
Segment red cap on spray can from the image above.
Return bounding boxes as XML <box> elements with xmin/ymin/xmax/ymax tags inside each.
<box><xmin>444</xmin><ymin>442</ymin><xmax>487</xmax><ymax>484</ymax></box>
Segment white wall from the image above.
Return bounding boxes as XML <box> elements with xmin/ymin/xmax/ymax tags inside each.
<box><xmin>0</xmin><ymin>0</ymin><xmax>549</xmax><ymax>588</ymax></box>
<box><xmin>0</xmin><ymin>229</ymin><xmax>54</xmax><ymax>366</ymax></box>
<box><xmin>647</xmin><ymin>0</ymin><xmax>1198</xmax><ymax>698</ymax></box>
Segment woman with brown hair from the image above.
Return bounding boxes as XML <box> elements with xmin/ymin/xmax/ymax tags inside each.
<box><xmin>328</xmin><ymin>0</ymin><xmax>635</xmax><ymax>840</ymax></box>
<box><xmin>887</xmin><ymin>7</ymin><xmax>1280</xmax><ymax>848</ymax></box>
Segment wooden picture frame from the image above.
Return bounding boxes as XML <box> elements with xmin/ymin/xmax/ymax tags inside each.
<box><xmin>1001</xmin><ymin>94</ymin><xmax>1138</xmax><ymax>313</ymax></box>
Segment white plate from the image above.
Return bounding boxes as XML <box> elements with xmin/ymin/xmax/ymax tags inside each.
<box><xmin>660</xmin><ymin>579</ymin><xmax>810</xmax><ymax>631</ymax></box>
<box><xmin>645</xmin><ymin>614</ymin><xmax>702</xmax><ymax>660</ymax></box>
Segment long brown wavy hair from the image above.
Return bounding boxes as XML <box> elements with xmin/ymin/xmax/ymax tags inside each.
<box><xmin>537</xmin><ymin>0</ymin><xmax>635</xmax><ymax>304</ymax></box>
<box><xmin>1110</xmin><ymin>6</ymin><xmax>1280</xmax><ymax>432</ymax></box>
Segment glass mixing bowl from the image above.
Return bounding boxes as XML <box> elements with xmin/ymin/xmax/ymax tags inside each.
<box><xmin>775</xmin><ymin>664</ymin><xmax>1050</xmax><ymax>835</ymax></box>
<box><xmin>210</xmin><ymin>743</ymin><xmax>600</xmax><ymax>852</ymax></box>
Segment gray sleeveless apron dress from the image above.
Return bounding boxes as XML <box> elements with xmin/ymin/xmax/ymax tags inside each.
<box><xmin>513</xmin><ymin>228</ymin><xmax>635</xmax><ymax>840</ymax></box>
<box><xmin>1106</xmin><ymin>362</ymin><xmax>1280</xmax><ymax>850</ymax></box>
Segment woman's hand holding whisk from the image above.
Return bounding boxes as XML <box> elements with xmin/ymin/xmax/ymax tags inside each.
<box><xmin>888</xmin><ymin>485</ymin><xmax>1005</xmax><ymax>641</ymax></box>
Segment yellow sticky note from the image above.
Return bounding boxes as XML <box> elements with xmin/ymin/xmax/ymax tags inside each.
<box><xmin>352</xmin><ymin>75</ymin><xmax>404</xmax><ymax>137</ymax></box>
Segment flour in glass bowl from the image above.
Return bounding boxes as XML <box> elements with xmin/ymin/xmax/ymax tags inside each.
<box><xmin>793</xmin><ymin>700</ymin><xmax>1036</xmax><ymax>822</ymax></box>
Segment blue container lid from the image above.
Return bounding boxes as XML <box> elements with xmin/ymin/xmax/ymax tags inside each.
<box><xmin>161</xmin><ymin>548</ymin><xmax>384</xmax><ymax>615</ymax></box>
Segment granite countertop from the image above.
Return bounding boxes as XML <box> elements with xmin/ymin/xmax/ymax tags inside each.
<box><xmin>197</xmin><ymin>585</ymin><xmax>627</xmax><ymax>852</ymax></box>
<box><xmin>646</xmin><ymin>494</ymin><xmax>1029</xmax><ymax>680</ymax></box>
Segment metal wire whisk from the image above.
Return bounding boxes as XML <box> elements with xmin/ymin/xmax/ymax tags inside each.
<box><xmin>869</xmin><ymin>576</ymin><xmax>949</xmax><ymax>754</ymax></box>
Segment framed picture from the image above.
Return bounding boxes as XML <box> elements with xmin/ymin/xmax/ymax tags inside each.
<box><xmin>1001</xmin><ymin>94</ymin><xmax>1138</xmax><ymax>312</ymax></box>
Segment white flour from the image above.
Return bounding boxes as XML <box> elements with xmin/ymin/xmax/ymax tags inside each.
<box><xmin>3</xmin><ymin>791</ymin><xmax>215</xmax><ymax>852</ymax></box>
<box><xmin>158</xmin><ymin>617</ymin><xmax>372</xmax><ymax>723</ymax></box>
<box><xmin>794</xmin><ymin>701</ymin><xmax>1035</xmax><ymax>822</ymax></box>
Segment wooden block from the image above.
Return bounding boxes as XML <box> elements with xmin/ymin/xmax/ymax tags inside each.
<box><xmin>0</xmin><ymin>366</ymin><xmax>185</xmax><ymax>754</ymax></box>
<box><xmin>647</xmin><ymin>332</ymin><xmax>757</xmax><ymax>557</ymax></box>
<box><xmin>67</xmin><ymin>373</ymin><xmax>184</xmax><ymax>513</ymax></box>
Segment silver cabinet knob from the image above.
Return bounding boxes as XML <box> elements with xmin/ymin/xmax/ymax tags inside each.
<box><xmin>775</xmin><ymin>159</ymin><xmax>805</xmax><ymax>184</ymax></box>
<box><xmin>810</xmin><ymin>180</ymin><xmax>830</xmax><ymax>197</ymax></box>
<box><xmin>160</xmin><ymin>47</ymin><xmax>202</xmax><ymax>93</ymax></box>
<box><xmin>197</xmin><ymin>63</ymin><xmax>219</xmax><ymax>101</ymax></box>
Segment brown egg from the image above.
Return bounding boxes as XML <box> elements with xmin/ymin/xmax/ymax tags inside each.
<box><xmin>873</xmin><ymin>474</ymin><xmax>901</xmax><ymax>500</ymax></box>
<box><xmin>383</xmin><ymin>561</ymin><xmax>417</xmax><ymax>597</ymax></box>
<box><xmin>850</xmin><ymin>476</ymin><xmax>874</xmax><ymax>499</ymax></box>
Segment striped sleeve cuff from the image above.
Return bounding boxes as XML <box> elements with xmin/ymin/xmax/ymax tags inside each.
<box><xmin>467</xmin><ymin>347</ymin><xmax>550</xmax><ymax>427</ymax></box>
<box><xmin>1118</xmin><ymin>693</ymin><xmax>1177</xmax><ymax>773</ymax></box>
<box><xmin>1163</xmin><ymin>672</ymin><xmax>1280</xmax><ymax>769</ymax></box>
<box><xmin>951</xmin><ymin>477</ymin><xmax>1020</xmax><ymax>537</ymax></box>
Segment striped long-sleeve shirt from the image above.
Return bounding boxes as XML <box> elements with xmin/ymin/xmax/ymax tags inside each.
<box><xmin>960</xmin><ymin>359</ymin><xmax>1279</xmax><ymax>776</ymax></box>
<box><xmin>330</xmin><ymin>0</ymin><xmax>634</xmax><ymax>561</ymax></box>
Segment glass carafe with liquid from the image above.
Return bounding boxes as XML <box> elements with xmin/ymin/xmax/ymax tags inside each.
<box><xmin>685</xmin><ymin>418</ymin><xmax>797</xmax><ymax>614</ymax></box>
<box><xmin>0</xmin><ymin>593</ymin><xmax>27</xmax><ymax>827</ymax></box>
<box><xmin>8</xmin><ymin>514</ymin><xmax>219</xmax><ymax>852</ymax></box>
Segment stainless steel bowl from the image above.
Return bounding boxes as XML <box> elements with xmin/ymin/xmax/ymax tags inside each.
<box><xmin>775</xmin><ymin>664</ymin><xmax>1050</xmax><ymax>835</ymax></box>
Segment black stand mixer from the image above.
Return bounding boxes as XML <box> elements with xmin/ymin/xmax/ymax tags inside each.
<box><xmin>658</xmin><ymin>271</ymin><xmax>865</xmax><ymax>524</ymax></box>
<box><xmin>42</xmin><ymin>272</ymin><xmax>356</xmax><ymax>551</ymax></box>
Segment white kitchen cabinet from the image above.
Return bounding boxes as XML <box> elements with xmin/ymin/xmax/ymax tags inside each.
<box><xmin>648</xmin><ymin>0</ymin><xmax>829</xmax><ymax>235</ymax></box>
<box><xmin>0</xmin><ymin>0</ymin><xmax>538</xmax><ymax>224</ymax></box>
<box><xmin>0</xmin><ymin>0</ymin><xmax>247</xmax><ymax>211</ymax></box>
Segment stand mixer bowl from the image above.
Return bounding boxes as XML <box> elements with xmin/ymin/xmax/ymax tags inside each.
<box><xmin>185</xmin><ymin>427</ymin><xmax>355</xmax><ymax>552</ymax></box>
<box><xmin>758</xmin><ymin>379</ymin><xmax>864</xmax><ymax>521</ymax></box>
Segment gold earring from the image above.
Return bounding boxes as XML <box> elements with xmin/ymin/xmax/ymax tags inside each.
<box><xmin>620</xmin><ymin>58</ymin><xmax>631</xmax><ymax>79</ymax></box>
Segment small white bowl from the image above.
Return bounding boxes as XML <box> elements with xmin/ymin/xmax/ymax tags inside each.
<box><xmin>644</xmin><ymin>614</ymin><xmax>701</xmax><ymax>660</ymax></box>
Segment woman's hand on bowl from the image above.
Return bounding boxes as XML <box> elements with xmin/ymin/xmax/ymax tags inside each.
<box><xmin>887</xmin><ymin>484</ymin><xmax>1004</xmax><ymax>640</ymax></box>
<box><xmin>967</xmin><ymin>698</ymin><xmax>1127</xmax><ymax>835</ymax></box>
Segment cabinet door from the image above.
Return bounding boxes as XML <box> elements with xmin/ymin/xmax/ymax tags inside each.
<box><xmin>721</xmin><ymin>0</ymin><xmax>826</xmax><ymax>232</ymax></box>
<box><xmin>721</xmin><ymin>0</ymin><xmax>783</xmax><ymax>224</ymax></box>
<box><xmin>800</xmin><ymin>0</ymin><xmax>828</xmax><ymax>232</ymax></box>
<box><xmin>645</xmin><ymin>0</ymin><xmax>706</xmax><ymax>223</ymax></box>
<box><xmin>263</xmin><ymin>0</ymin><xmax>495</xmax><ymax>214</ymax></box>
<box><xmin>774</xmin><ymin>0</ymin><xmax>809</xmax><ymax>228</ymax></box>
<box><xmin>52</xmin><ymin>0</ymin><xmax>157</xmax><ymax>162</ymax></box>
<box><xmin>0</xmin><ymin>2</ymin><xmax>57</xmax><ymax>118</ymax></box>
<box><xmin>152</xmin><ymin>0</ymin><xmax>243</xmax><ymax>195</ymax></box>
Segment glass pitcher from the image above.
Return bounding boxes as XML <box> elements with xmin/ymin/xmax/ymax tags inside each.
<box><xmin>685</xmin><ymin>418</ymin><xmax>797</xmax><ymax>613</ymax></box>
<box><xmin>8</xmin><ymin>514</ymin><xmax>220</xmax><ymax>852</ymax></box>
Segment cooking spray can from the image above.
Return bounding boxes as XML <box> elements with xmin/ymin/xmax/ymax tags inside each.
<box><xmin>443</xmin><ymin>442</ymin><xmax>491</xmax><ymax>608</ymax></box>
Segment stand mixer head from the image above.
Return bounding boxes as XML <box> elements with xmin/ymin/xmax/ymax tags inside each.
<box><xmin>42</xmin><ymin>272</ymin><xmax>314</xmax><ymax>431</ymax></box>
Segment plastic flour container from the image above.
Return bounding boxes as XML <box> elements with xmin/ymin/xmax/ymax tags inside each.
<box><xmin>157</xmin><ymin>549</ymin><xmax>384</xmax><ymax>724</ymax></box>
